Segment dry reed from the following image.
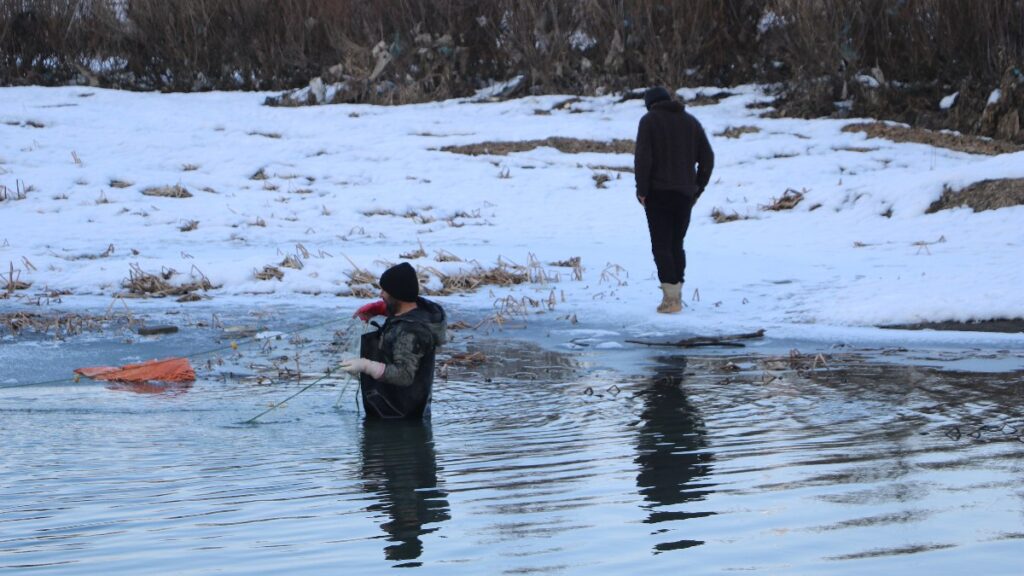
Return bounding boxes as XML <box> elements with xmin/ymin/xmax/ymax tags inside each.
<box><xmin>141</xmin><ymin>185</ymin><xmax>192</xmax><ymax>198</ymax></box>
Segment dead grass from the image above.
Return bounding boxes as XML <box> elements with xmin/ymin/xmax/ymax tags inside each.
<box><xmin>711</xmin><ymin>207</ymin><xmax>748</xmax><ymax>223</ymax></box>
<box><xmin>399</xmin><ymin>241</ymin><xmax>427</xmax><ymax>259</ymax></box>
<box><xmin>344</xmin><ymin>252</ymin><xmax>565</xmax><ymax>298</ymax></box>
<box><xmin>762</xmin><ymin>188</ymin><xmax>806</xmax><ymax>211</ymax></box>
<box><xmin>549</xmin><ymin>256</ymin><xmax>583</xmax><ymax>281</ymax></box>
<box><xmin>592</xmin><ymin>173</ymin><xmax>611</xmax><ymax>188</ymax></box>
<box><xmin>2</xmin><ymin>262</ymin><xmax>31</xmax><ymax>294</ymax></box>
<box><xmin>0</xmin><ymin>182</ymin><xmax>28</xmax><ymax>202</ymax></box>
<box><xmin>342</xmin><ymin>255</ymin><xmax>379</xmax><ymax>298</ymax></box>
<box><xmin>121</xmin><ymin>263</ymin><xmax>215</xmax><ymax>297</ymax></box>
<box><xmin>280</xmin><ymin>255</ymin><xmax>304</xmax><ymax>269</ymax></box>
<box><xmin>587</xmin><ymin>164</ymin><xmax>634</xmax><ymax>173</ymax></box>
<box><xmin>361</xmin><ymin>207</ymin><xmax>436</xmax><ymax>224</ymax></box>
<box><xmin>715</xmin><ymin>125</ymin><xmax>761</xmax><ymax>139</ymax></box>
<box><xmin>686</xmin><ymin>91</ymin><xmax>734</xmax><ymax>106</ymax></box>
<box><xmin>423</xmin><ymin>262</ymin><xmax>530</xmax><ymax>294</ymax></box>
<box><xmin>254</xmin><ymin>265</ymin><xmax>284</xmax><ymax>281</ymax></box>
<box><xmin>58</xmin><ymin>244</ymin><xmax>116</xmax><ymax>261</ymax></box>
<box><xmin>109</xmin><ymin>179</ymin><xmax>133</xmax><ymax>188</ymax></box>
<box><xmin>179</xmin><ymin>220</ymin><xmax>199</xmax><ymax>232</ymax></box>
<box><xmin>141</xmin><ymin>185</ymin><xmax>192</xmax><ymax>198</ymax></box>
<box><xmin>842</xmin><ymin>122</ymin><xmax>1024</xmax><ymax>156</ymax></box>
<box><xmin>441</xmin><ymin>137</ymin><xmax>634</xmax><ymax>156</ymax></box>
<box><xmin>434</xmin><ymin>249</ymin><xmax>462</xmax><ymax>263</ymax></box>
<box><xmin>926</xmin><ymin>179</ymin><xmax>1024</xmax><ymax>213</ymax></box>
<box><xmin>0</xmin><ymin>311</ymin><xmax>122</xmax><ymax>337</ymax></box>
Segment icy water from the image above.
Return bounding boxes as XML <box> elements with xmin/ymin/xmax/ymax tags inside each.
<box><xmin>2</xmin><ymin>309</ymin><xmax>1023</xmax><ymax>574</ymax></box>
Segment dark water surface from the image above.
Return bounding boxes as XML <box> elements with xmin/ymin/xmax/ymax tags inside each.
<box><xmin>2</xmin><ymin>310</ymin><xmax>1023</xmax><ymax>574</ymax></box>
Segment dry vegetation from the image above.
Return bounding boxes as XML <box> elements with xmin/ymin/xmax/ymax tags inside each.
<box><xmin>141</xmin><ymin>184</ymin><xmax>192</xmax><ymax>198</ymax></box>
<box><xmin>1</xmin><ymin>261</ymin><xmax>31</xmax><ymax>293</ymax></box>
<box><xmin>0</xmin><ymin>181</ymin><xmax>28</xmax><ymax>202</ymax></box>
<box><xmin>710</xmin><ymin>207</ymin><xmax>750</xmax><ymax>224</ymax></box>
<box><xmin>927</xmin><ymin>179</ymin><xmax>1024</xmax><ymax>214</ymax></box>
<box><xmin>120</xmin><ymin>263</ymin><xmax>215</xmax><ymax>299</ymax></box>
<box><xmin>0</xmin><ymin>311</ymin><xmax>128</xmax><ymax>338</ymax></box>
<box><xmin>3</xmin><ymin>0</ymin><xmax>1021</xmax><ymax>140</ymax></box>
<box><xmin>842</xmin><ymin>123</ymin><xmax>1024</xmax><ymax>156</ymax></box>
<box><xmin>716</xmin><ymin>125</ymin><xmax>761</xmax><ymax>139</ymax></box>
<box><xmin>344</xmin><ymin>252</ymin><xmax>574</xmax><ymax>298</ymax></box>
<box><xmin>442</xmin><ymin>137</ymin><xmax>634</xmax><ymax>156</ymax></box>
<box><xmin>254</xmin><ymin>265</ymin><xmax>284</xmax><ymax>281</ymax></box>
<box><xmin>761</xmin><ymin>188</ymin><xmax>805</xmax><ymax>211</ymax></box>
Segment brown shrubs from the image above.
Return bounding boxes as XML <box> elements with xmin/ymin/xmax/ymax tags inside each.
<box><xmin>927</xmin><ymin>180</ymin><xmax>1024</xmax><ymax>214</ymax></box>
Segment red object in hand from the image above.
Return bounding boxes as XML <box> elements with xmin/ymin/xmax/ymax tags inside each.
<box><xmin>354</xmin><ymin>300</ymin><xmax>388</xmax><ymax>321</ymax></box>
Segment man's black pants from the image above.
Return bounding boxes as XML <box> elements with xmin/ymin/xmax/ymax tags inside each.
<box><xmin>644</xmin><ymin>190</ymin><xmax>695</xmax><ymax>284</ymax></box>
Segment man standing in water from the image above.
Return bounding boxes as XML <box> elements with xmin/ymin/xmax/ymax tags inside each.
<box><xmin>340</xmin><ymin>262</ymin><xmax>446</xmax><ymax>419</ymax></box>
<box><xmin>634</xmin><ymin>86</ymin><xmax>715</xmax><ymax>313</ymax></box>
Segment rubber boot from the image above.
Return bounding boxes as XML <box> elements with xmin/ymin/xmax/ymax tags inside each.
<box><xmin>657</xmin><ymin>283</ymin><xmax>682</xmax><ymax>314</ymax></box>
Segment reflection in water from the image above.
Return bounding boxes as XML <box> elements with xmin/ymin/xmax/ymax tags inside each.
<box><xmin>105</xmin><ymin>381</ymin><xmax>192</xmax><ymax>395</ymax></box>
<box><xmin>360</xmin><ymin>420</ymin><xmax>450</xmax><ymax>565</ymax></box>
<box><xmin>635</xmin><ymin>356</ymin><xmax>715</xmax><ymax>553</ymax></box>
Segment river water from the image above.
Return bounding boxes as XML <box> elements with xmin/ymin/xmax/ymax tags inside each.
<box><xmin>1</xmin><ymin>308</ymin><xmax>1023</xmax><ymax>574</ymax></box>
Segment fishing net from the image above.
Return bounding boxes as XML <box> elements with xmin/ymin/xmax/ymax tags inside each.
<box><xmin>74</xmin><ymin>357</ymin><xmax>195</xmax><ymax>383</ymax></box>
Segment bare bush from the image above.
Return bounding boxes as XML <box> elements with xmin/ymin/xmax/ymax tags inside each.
<box><xmin>2</xmin><ymin>0</ymin><xmax>1022</xmax><ymax>138</ymax></box>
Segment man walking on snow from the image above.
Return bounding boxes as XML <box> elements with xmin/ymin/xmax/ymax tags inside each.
<box><xmin>634</xmin><ymin>86</ymin><xmax>715</xmax><ymax>313</ymax></box>
<box><xmin>340</xmin><ymin>262</ymin><xmax>446</xmax><ymax>419</ymax></box>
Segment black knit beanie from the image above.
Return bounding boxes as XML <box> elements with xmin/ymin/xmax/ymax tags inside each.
<box><xmin>644</xmin><ymin>86</ymin><xmax>671</xmax><ymax>109</ymax></box>
<box><xmin>379</xmin><ymin>262</ymin><xmax>419</xmax><ymax>302</ymax></box>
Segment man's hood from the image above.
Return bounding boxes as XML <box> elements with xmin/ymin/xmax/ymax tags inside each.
<box><xmin>393</xmin><ymin>297</ymin><xmax>447</xmax><ymax>347</ymax></box>
<box><xmin>650</xmin><ymin>100</ymin><xmax>685</xmax><ymax>114</ymax></box>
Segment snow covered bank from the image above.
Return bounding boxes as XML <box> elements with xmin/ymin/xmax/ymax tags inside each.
<box><xmin>1</xmin><ymin>85</ymin><xmax>1023</xmax><ymax>348</ymax></box>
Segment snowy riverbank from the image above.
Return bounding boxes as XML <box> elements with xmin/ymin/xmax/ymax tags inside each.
<box><xmin>2</xmin><ymin>85</ymin><xmax>1023</xmax><ymax>349</ymax></box>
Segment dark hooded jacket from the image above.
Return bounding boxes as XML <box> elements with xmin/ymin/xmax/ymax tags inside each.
<box><xmin>360</xmin><ymin>297</ymin><xmax>446</xmax><ymax>419</ymax></box>
<box><xmin>634</xmin><ymin>100</ymin><xmax>715</xmax><ymax>201</ymax></box>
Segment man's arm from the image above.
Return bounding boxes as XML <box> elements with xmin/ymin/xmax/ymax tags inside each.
<box><xmin>634</xmin><ymin>115</ymin><xmax>653</xmax><ymax>201</ymax></box>
<box><xmin>695</xmin><ymin>122</ymin><xmax>714</xmax><ymax>198</ymax></box>
<box><xmin>379</xmin><ymin>329</ymin><xmax>426</xmax><ymax>387</ymax></box>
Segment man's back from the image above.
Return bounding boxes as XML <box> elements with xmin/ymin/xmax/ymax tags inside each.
<box><xmin>634</xmin><ymin>100</ymin><xmax>714</xmax><ymax>199</ymax></box>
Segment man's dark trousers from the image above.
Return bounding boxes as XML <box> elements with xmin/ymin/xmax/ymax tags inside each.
<box><xmin>644</xmin><ymin>189</ymin><xmax>695</xmax><ymax>284</ymax></box>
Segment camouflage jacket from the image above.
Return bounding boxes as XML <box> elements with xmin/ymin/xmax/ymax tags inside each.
<box><xmin>376</xmin><ymin>297</ymin><xmax>447</xmax><ymax>387</ymax></box>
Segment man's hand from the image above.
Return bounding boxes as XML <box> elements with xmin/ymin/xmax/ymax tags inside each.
<box><xmin>354</xmin><ymin>300</ymin><xmax>388</xmax><ymax>322</ymax></box>
<box><xmin>339</xmin><ymin>358</ymin><xmax>386</xmax><ymax>379</ymax></box>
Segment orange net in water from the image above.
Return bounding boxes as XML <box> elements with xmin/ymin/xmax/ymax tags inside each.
<box><xmin>74</xmin><ymin>357</ymin><xmax>196</xmax><ymax>383</ymax></box>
